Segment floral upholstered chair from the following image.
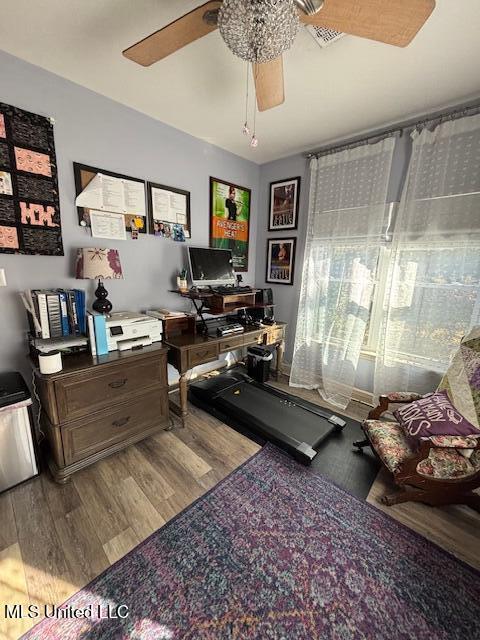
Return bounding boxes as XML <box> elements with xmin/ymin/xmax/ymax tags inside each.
<box><xmin>354</xmin><ymin>329</ymin><xmax>480</xmax><ymax>510</ymax></box>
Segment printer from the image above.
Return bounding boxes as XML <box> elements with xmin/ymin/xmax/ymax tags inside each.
<box><xmin>106</xmin><ymin>312</ymin><xmax>162</xmax><ymax>352</ymax></box>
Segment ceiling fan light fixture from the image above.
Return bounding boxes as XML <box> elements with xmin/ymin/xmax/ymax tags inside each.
<box><xmin>293</xmin><ymin>0</ymin><xmax>324</xmax><ymax>16</ymax></box>
<box><xmin>218</xmin><ymin>0</ymin><xmax>299</xmax><ymax>63</ymax></box>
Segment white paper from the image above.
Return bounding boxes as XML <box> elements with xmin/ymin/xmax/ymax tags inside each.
<box><xmin>75</xmin><ymin>173</ymin><xmax>103</xmax><ymax>209</ymax></box>
<box><xmin>75</xmin><ymin>173</ymin><xmax>146</xmax><ymax>217</ymax></box>
<box><xmin>152</xmin><ymin>187</ymin><xmax>187</xmax><ymax>225</ymax></box>
<box><xmin>101</xmin><ymin>175</ymin><xmax>125</xmax><ymax>214</ymax></box>
<box><xmin>124</xmin><ymin>179</ymin><xmax>146</xmax><ymax>216</ymax></box>
<box><xmin>90</xmin><ymin>210</ymin><xmax>126</xmax><ymax>240</ymax></box>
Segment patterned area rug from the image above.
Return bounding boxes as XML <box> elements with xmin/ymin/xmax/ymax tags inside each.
<box><xmin>24</xmin><ymin>445</ymin><xmax>479</xmax><ymax>640</ymax></box>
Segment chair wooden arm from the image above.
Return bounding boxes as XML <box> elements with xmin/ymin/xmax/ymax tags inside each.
<box><xmin>395</xmin><ymin>439</ymin><xmax>434</xmax><ymax>478</ymax></box>
<box><xmin>396</xmin><ymin>438</ymin><xmax>480</xmax><ymax>486</ymax></box>
<box><xmin>368</xmin><ymin>393</ymin><xmax>422</xmax><ymax>420</ymax></box>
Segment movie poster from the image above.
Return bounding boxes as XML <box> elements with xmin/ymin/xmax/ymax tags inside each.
<box><xmin>269</xmin><ymin>177</ymin><xmax>300</xmax><ymax>231</ymax></box>
<box><xmin>266</xmin><ymin>237</ymin><xmax>296</xmax><ymax>285</ymax></box>
<box><xmin>210</xmin><ymin>177</ymin><xmax>251</xmax><ymax>272</ymax></box>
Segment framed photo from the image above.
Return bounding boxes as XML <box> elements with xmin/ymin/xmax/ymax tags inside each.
<box><xmin>268</xmin><ymin>177</ymin><xmax>300</xmax><ymax>231</ymax></box>
<box><xmin>147</xmin><ymin>182</ymin><xmax>191</xmax><ymax>239</ymax></box>
<box><xmin>210</xmin><ymin>177</ymin><xmax>251</xmax><ymax>272</ymax></box>
<box><xmin>266</xmin><ymin>237</ymin><xmax>296</xmax><ymax>285</ymax></box>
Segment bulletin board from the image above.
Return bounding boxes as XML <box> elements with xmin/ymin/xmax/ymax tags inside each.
<box><xmin>147</xmin><ymin>181</ymin><xmax>191</xmax><ymax>240</ymax></box>
<box><xmin>73</xmin><ymin>162</ymin><xmax>147</xmax><ymax>236</ymax></box>
<box><xmin>0</xmin><ymin>101</ymin><xmax>63</xmax><ymax>255</ymax></box>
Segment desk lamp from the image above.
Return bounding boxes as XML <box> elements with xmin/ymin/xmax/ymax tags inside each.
<box><xmin>75</xmin><ymin>248</ymin><xmax>123</xmax><ymax>314</ymax></box>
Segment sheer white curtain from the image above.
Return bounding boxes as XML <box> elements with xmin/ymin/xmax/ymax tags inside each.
<box><xmin>290</xmin><ymin>137</ymin><xmax>395</xmax><ymax>408</ymax></box>
<box><xmin>374</xmin><ymin>114</ymin><xmax>480</xmax><ymax>396</ymax></box>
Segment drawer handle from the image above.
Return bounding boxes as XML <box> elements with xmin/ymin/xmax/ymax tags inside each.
<box><xmin>112</xmin><ymin>416</ymin><xmax>130</xmax><ymax>428</ymax></box>
<box><xmin>196</xmin><ymin>349</ymin><xmax>210</xmax><ymax>357</ymax></box>
<box><xmin>109</xmin><ymin>378</ymin><xmax>127</xmax><ymax>389</ymax></box>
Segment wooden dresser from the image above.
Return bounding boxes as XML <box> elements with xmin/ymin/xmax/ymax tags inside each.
<box><xmin>32</xmin><ymin>343</ymin><xmax>169</xmax><ymax>483</ymax></box>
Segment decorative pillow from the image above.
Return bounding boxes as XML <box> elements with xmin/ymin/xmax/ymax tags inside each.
<box><xmin>393</xmin><ymin>390</ymin><xmax>480</xmax><ymax>441</ymax></box>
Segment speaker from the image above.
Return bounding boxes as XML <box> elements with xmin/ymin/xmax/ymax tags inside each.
<box><xmin>255</xmin><ymin>288</ymin><xmax>273</xmax><ymax>305</ymax></box>
<box><xmin>255</xmin><ymin>288</ymin><xmax>274</xmax><ymax>320</ymax></box>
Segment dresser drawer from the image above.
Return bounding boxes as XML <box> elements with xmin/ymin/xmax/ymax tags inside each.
<box><xmin>54</xmin><ymin>356</ymin><xmax>166</xmax><ymax>422</ymax></box>
<box><xmin>219</xmin><ymin>335</ymin><xmax>245</xmax><ymax>352</ymax></box>
<box><xmin>62</xmin><ymin>391</ymin><xmax>168</xmax><ymax>465</ymax></box>
<box><xmin>187</xmin><ymin>343</ymin><xmax>219</xmax><ymax>368</ymax></box>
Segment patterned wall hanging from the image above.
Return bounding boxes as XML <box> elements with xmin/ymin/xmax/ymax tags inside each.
<box><xmin>0</xmin><ymin>101</ymin><xmax>63</xmax><ymax>255</ymax></box>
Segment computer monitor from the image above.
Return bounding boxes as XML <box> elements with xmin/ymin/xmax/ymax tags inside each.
<box><xmin>188</xmin><ymin>247</ymin><xmax>236</xmax><ymax>287</ymax></box>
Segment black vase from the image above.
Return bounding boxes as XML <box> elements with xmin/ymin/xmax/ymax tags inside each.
<box><xmin>92</xmin><ymin>279</ymin><xmax>112</xmax><ymax>314</ymax></box>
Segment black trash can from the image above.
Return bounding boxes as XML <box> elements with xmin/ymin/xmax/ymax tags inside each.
<box><xmin>247</xmin><ymin>346</ymin><xmax>274</xmax><ymax>383</ymax></box>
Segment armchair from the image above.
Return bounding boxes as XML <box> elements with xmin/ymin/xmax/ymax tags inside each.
<box><xmin>354</xmin><ymin>330</ymin><xmax>480</xmax><ymax>510</ymax></box>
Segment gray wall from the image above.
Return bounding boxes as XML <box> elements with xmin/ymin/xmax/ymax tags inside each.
<box><xmin>256</xmin><ymin>154</ymin><xmax>310</xmax><ymax>363</ymax></box>
<box><xmin>0</xmin><ymin>50</ymin><xmax>260</xmax><ymax>379</ymax></box>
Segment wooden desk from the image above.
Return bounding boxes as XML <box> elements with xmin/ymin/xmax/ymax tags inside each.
<box><xmin>164</xmin><ymin>323</ymin><xmax>286</xmax><ymax>426</ymax></box>
<box><xmin>32</xmin><ymin>343</ymin><xmax>170</xmax><ymax>483</ymax></box>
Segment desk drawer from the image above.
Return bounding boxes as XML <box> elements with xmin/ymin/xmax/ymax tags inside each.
<box><xmin>244</xmin><ymin>331</ymin><xmax>264</xmax><ymax>347</ymax></box>
<box><xmin>62</xmin><ymin>390</ymin><xmax>168</xmax><ymax>465</ymax></box>
<box><xmin>265</xmin><ymin>328</ymin><xmax>284</xmax><ymax>345</ymax></box>
<box><xmin>219</xmin><ymin>336</ymin><xmax>245</xmax><ymax>352</ymax></box>
<box><xmin>187</xmin><ymin>343</ymin><xmax>219</xmax><ymax>368</ymax></box>
<box><xmin>55</xmin><ymin>356</ymin><xmax>166</xmax><ymax>422</ymax></box>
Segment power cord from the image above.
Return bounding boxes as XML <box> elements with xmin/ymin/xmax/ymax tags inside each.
<box><xmin>31</xmin><ymin>369</ymin><xmax>46</xmax><ymax>443</ymax></box>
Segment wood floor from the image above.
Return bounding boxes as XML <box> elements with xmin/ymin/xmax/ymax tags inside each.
<box><xmin>1</xmin><ymin>385</ymin><xmax>479</xmax><ymax>640</ymax></box>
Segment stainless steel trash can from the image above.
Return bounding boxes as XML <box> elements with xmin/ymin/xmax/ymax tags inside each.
<box><xmin>0</xmin><ymin>372</ymin><xmax>39</xmax><ymax>493</ymax></box>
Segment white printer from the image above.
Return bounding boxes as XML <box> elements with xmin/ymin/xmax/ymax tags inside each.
<box><xmin>106</xmin><ymin>312</ymin><xmax>162</xmax><ymax>351</ymax></box>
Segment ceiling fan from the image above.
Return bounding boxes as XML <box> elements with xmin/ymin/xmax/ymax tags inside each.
<box><xmin>123</xmin><ymin>0</ymin><xmax>436</xmax><ymax>112</ymax></box>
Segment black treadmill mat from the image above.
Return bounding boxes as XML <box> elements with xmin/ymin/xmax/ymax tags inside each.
<box><xmin>215</xmin><ymin>382</ymin><xmax>335</xmax><ymax>448</ymax></box>
<box><xmin>308</xmin><ymin>415</ymin><xmax>380</xmax><ymax>500</ymax></box>
<box><xmin>190</xmin><ymin>386</ymin><xmax>380</xmax><ymax>500</ymax></box>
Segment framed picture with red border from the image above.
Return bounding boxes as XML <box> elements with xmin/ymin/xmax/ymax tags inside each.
<box><xmin>210</xmin><ymin>177</ymin><xmax>251</xmax><ymax>272</ymax></box>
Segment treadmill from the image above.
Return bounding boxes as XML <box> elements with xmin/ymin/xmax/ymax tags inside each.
<box><xmin>189</xmin><ymin>367</ymin><xmax>346</xmax><ymax>464</ymax></box>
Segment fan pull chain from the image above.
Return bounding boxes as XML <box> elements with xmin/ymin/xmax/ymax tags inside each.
<box><xmin>242</xmin><ymin>63</ymin><xmax>250</xmax><ymax>136</ymax></box>
<box><xmin>250</xmin><ymin>64</ymin><xmax>259</xmax><ymax>148</ymax></box>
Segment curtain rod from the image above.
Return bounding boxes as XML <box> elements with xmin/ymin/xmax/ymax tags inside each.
<box><xmin>305</xmin><ymin>100</ymin><xmax>480</xmax><ymax>159</ymax></box>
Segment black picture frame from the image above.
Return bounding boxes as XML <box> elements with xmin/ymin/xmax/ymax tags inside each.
<box><xmin>147</xmin><ymin>181</ymin><xmax>191</xmax><ymax>239</ymax></box>
<box><xmin>266</xmin><ymin>237</ymin><xmax>296</xmax><ymax>286</ymax></box>
<box><xmin>268</xmin><ymin>176</ymin><xmax>300</xmax><ymax>232</ymax></box>
<box><xmin>73</xmin><ymin>162</ymin><xmax>147</xmax><ymax>234</ymax></box>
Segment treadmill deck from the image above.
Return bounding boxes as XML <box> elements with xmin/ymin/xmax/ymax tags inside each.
<box><xmin>189</xmin><ymin>368</ymin><xmax>345</xmax><ymax>464</ymax></box>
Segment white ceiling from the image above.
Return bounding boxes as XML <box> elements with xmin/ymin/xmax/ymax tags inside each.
<box><xmin>1</xmin><ymin>0</ymin><xmax>479</xmax><ymax>164</ymax></box>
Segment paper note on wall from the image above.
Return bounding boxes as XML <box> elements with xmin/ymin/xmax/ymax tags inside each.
<box><xmin>76</xmin><ymin>173</ymin><xmax>146</xmax><ymax>217</ymax></box>
<box><xmin>90</xmin><ymin>210</ymin><xmax>126</xmax><ymax>240</ymax></box>
<box><xmin>124</xmin><ymin>180</ymin><xmax>146</xmax><ymax>216</ymax></box>
<box><xmin>151</xmin><ymin>186</ymin><xmax>187</xmax><ymax>224</ymax></box>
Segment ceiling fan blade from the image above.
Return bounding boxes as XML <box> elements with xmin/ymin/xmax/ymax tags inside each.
<box><xmin>300</xmin><ymin>0</ymin><xmax>436</xmax><ymax>47</ymax></box>
<box><xmin>253</xmin><ymin>57</ymin><xmax>285</xmax><ymax>112</ymax></box>
<box><xmin>123</xmin><ymin>1</ymin><xmax>222</xmax><ymax>66</ymax></box>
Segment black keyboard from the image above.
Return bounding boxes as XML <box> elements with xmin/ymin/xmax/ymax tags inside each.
<box><xmin>211</xmin><ymin>286</ymin><xmax>253</xmax><ymax>295</ymax></box>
